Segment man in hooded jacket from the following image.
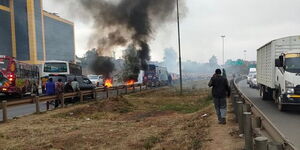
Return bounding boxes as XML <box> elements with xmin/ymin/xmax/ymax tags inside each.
<box><xmin>208</xmin><ymin>69</ymin><xmax>231</xmax><ymax>124</ymax></box>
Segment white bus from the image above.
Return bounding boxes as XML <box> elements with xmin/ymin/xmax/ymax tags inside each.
<box><xmin>41</xmin><ymin>60</ymin><xmax>82</xmax><ymax>77</ymax></box>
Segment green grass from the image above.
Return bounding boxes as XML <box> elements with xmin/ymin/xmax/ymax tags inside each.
<box><xmin>159</xmin><ymin>95</ymin><xmax>212</xmax><ymax>114</ymax></box>
<box><xmin>159</xmin><ymin>103</ymin><xmax>200</xmax><ymax>114</ymax></box>
<box><xmin>143</xmin><ymin>136</ymin><xmax>160</xmax><ymax>150</ymax></box>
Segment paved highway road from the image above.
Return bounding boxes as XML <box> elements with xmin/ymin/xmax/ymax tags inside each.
<box><xmin>0</xmin><ymin>87</ymin><xmax>139</xmax><ymax>121</ymax></box>
<box><xmin>238</xmin><ymin>80</ymin><xmax>300</xmax><ymax>149</ymax></box>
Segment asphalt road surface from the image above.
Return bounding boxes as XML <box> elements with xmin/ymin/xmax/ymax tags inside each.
<box><xmin>238</xmin><ymin>80</ymin><xmax>300</xmax><ymax>149</ymax></box>
<box><xmin>0</xmin><ymin>87</ymin><xmax>140</xmax><ymax>121</ymax></box>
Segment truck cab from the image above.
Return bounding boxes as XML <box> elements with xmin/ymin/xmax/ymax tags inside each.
<box><xmin>275</xmin><ymin>53</ymin><xmax>300</xmax><ymax>110</ymax></box>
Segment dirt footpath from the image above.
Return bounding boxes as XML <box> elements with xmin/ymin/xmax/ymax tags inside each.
<box><xmin>203</xmin><ymin>102</ymin><xmax>244</xmax><ymax>150</ymax></box>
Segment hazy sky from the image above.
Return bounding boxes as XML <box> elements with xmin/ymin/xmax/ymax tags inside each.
<box><xmin>43</xmin><ymin>0</ymin><xmax>300</xmax><ymax>64</ymax></box>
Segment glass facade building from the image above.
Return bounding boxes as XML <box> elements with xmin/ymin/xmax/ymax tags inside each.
<box><xmin>0</xmin><ymin>0</ymin><xmax>75</xmax><ymax>64</ymax></box>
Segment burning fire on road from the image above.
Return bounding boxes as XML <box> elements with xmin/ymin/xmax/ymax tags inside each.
<box><xmin>104</xmin><ymin>79</ymin><xmax>113</xmax><ymax>88</ymax></box>
<box><xmin>126</xmin><ymin>80</ymin><xmax>135</xmax><ymax>86</ymax></box>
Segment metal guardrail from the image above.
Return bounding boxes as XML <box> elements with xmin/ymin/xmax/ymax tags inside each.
<box><xmin>0</xmin><ymin>83</ymin><xmax>146</xmax><ymax>123</ymax></box>
<box><xmin>232</xmin><ymin>77</ymin><xmax>297</xmax><ymax>150</ymax></box>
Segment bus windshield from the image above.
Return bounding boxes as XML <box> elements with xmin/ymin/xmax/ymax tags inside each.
<box><xmin>285</xmin><ymin>57</ymin><xmax>300</xmax><ymax>73</ymax></box>
<box><xmin>44</xmin><ymin>63</ymin><xmax>68</xmax><ymax>73</ymax></box>
<box><xmin>0</xmin><ymin>58</ymin><xmax>9</xmax><ymax>71</ymax></box>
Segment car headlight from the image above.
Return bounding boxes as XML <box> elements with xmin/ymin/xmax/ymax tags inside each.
<box><xmin>286</xmin><ymin>88</ymin><xmax>294</xmax><ymax>94</ymax></box>
<box><xmin>285</xmin><ymin>81</ymin><xmax>294</xmax><ymax>94</ymax></box>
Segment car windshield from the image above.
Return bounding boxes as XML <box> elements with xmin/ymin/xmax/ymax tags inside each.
<box><xmin>248</xmin><ymin>73</ymin><xmax>255</xmax><ymax>77</ymax></box>
<box><xmin>285</xmin><ymin>57</ymin><xmax>300</xmax><ymax>73</ymax></box>
<box><xmin>88</xmin><ymin>75</ymin><xmax>98</xmax><ymax>79</ymax></box>
<box><xmin>44</xmin><ymin>63</ymin><xmax>68</xmax><ymax>73</ymax></box>
<box><xmin>76</xmin><ymin>76</ymin><xmax>84</xmax><ymax>83</ymax></box>
<box><xmin>83</xmin><ymin>78</ymin><xmax>92</xmax><ymax>84</ymax></box>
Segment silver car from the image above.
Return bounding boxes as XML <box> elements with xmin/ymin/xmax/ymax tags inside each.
<box><xmin>87</xmin><ymin>75</ymin><xmax>103</xmax><ymax>87</ymax></box>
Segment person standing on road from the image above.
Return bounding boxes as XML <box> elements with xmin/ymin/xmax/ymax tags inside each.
<box><xmin>168</xmin><ymin>74</ymin><xmax>173</xmax><ymax>86</ymax></box>
<box><xmin>71</xmin><ymin>78</ymin><xmax>80</xmax><ymax>92</ymax></box>
<box><xmin>55</xmin><ymin>79</ymin><xmax>64</xmax><ymax>94</ymax></box>
<box><xmin>32</xmin><ymin>82</ymin><xmax>39</xmax><ymax>96</ymax></box>
<box><xmin>208</xmin><ymin>69</ymin><xmax>231</xmax><ymax>124</ymax></box>
<box><xmin>64</xmin><ymin>80</ymin><xmax>75</xmax><ymax>104</ymax></box>
<box><xmin>222</xmin><ymin>68</ymin><xmax>227</xmax><ymax>78</ymax></box>
<box><xmin>55</xmin><ymin>79</ymin><xmax>64</xmax><ymax>108</ymax></box>
<box><xmin>46</xmin><ymin>78</ymin><xmax>55</xmax><ymax>95</ymax></box>
<box><xmin>64</xmin><ymin>80</ymin><xmax>74</xmax><ymax>93</ymax></box>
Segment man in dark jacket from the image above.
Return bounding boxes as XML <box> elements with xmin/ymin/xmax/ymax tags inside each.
<box><xmin>208</xmin><ymin>69</ymin><xmax>231</xmax><ymax>124</ymax></box>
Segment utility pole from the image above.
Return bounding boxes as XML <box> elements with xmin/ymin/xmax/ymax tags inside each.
<box><xmin>244</xmin><ymin>50</ymin><xmax>247</xmax><ymax>60</ymax></box>
<box><xmin>176</xmin><ymin>0</ymin><xmax>183</xmax><ymax>95</ymax></box>
<box><xmin>221</xmin><ymin>35</ymin><xmax>225</xmax><ymax>66</ymax></box>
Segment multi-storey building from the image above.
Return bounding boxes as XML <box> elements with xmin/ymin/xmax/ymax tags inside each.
<box><xmin>0</xmin><ymin>0</ymin><xmax>75</xmax><ymax>64</ymax></box>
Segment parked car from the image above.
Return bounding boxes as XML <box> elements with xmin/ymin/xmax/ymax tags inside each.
<box><xmin>249</xmin><ymin>74</ymin><xmax>258</xmax><ymax>88</ymax></box>
<box><xmin>42</xmin><ymin>74</ymin><xmax>96</xmax><ymax>91</ymax></box>
<box><xmin>247</xmin><ymin>73</ymin><xmax>256</xmax><ymax>84</ymax></box>
<box><xmin>41</xmin><ymin>74</ymin><xmax>95</xmax><ymax>105</ymax></box>
<box><xmin>87</xmin><ymin>75</ymin><xmax>103</xmax><ymax>87</ymax></box>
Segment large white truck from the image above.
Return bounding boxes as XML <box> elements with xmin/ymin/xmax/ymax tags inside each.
<box><xmin>257</xmin><ymin>35</ymin><xmax>300</xmax><ymax>111</ymax></box>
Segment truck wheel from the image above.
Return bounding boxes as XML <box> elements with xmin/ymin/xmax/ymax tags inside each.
<box><xmin>262</xmin><ymin>87</ymin><xmax>272</xmax><ymax>100</ymax></box>
<box><xmin>277</xmin><ymin>97</ymin><xmax>286</xmax><ymax>111</ymax></box>
<box><xmin>262</xmin><ymin>90</ymin><xmax>269</xmax><ymax>100</ymax></box>
<box><xmin>259</xmin><ymin>86</ymin><xmax>263</xmax><ymax>96</ymax></box>
<box><xmin>274</xmin><ymin>89</ymin><xmax>281</xmax><ymax>104</ymax></box>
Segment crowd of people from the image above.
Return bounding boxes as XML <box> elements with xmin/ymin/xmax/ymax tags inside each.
<box><xmin>45</xmin><ymin>77</ymin><xmax>81</xmax><ymax>108</ymax></box>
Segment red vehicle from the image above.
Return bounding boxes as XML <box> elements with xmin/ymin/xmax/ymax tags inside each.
<box><xmin>0</xmin><ymin>56</ymin><xmax>39</xmax><ymax>96</ymax></box>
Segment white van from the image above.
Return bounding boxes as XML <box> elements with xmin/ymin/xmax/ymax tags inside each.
<box><xmin>247</xmin><ymin>68</ymin><xmax>256</xmax><ymax>84</ymax></box>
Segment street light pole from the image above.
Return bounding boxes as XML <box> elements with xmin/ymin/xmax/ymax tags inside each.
<box><xmin>221</xmin><ymin>35</ymin><xmax>225</xmax><ymax>66</ymax></box>
<box><xmin>176</xmin><ymin>0</ymin><xmax>183</xmax><ymax>95</ymax></box>
<box><xmin>244</xmin><ymin>50</ymin><xmax>247</xmax><ymax>60</ymax></box>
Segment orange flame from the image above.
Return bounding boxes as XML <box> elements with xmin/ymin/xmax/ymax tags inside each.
<box><xmin>126</xmin><ymin>80</ymin><xmax>135</xmax><ymax>85</ymax></box>
<box><xmin>104</xmin><ymin>79</ymin><xmax>113</xmax><ymax>88</ymax></box>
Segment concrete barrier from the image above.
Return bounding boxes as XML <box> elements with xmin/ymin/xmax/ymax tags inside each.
<box><xmin>254</xmin><ymin>136</ymin><xmax>268</xmax><ymax>150</ymax></box>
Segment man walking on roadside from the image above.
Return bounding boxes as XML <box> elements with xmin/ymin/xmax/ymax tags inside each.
<box><xmin>208</xmin><ymin>69</ymin><xmax>231</xmax><ymax>124</ymax></box>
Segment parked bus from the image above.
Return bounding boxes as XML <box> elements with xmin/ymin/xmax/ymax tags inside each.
<box><xmin>0</xmin><ymin>56</ymin><xmax>39</xmax><ymax>96</ymax></box>
<box><xmin>41</xmin><ymin>60</ymin><xmax>82</xmax><ymax>93</ymax></box>
<box><xmin>41</xmin><ymin>60</ymin><xmax>82</xmax><ymax>77</ymax></box>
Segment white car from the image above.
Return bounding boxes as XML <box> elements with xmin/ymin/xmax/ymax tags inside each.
<box><xmin>87</xmin><ymin>75</ymin><xmax>103</xmax><ymax>87</ymax></box>
<box><xmin>247</xmin><ymin>73</ymin><xmax>256</xmax><ymax>84</ymax></box>
<box><xmin>249</xmin><ymin>75</ymin><xmax>258</xmax><ymax>88</ymax></box>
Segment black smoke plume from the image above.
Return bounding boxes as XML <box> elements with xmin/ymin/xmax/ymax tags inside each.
<box><xmin>89</xmin><ymin>56</ymin><xmax>115</xmax><ymax>78</ymax></box>
<box><xmin>122</xmin><ymin>45</ymin><xmax>140</xmax><ymax>81</ymax></box>
<box><xmin>77</xmin><ymin>0</ymin><xmax>183</xmax><ymax>79</ymax></box>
